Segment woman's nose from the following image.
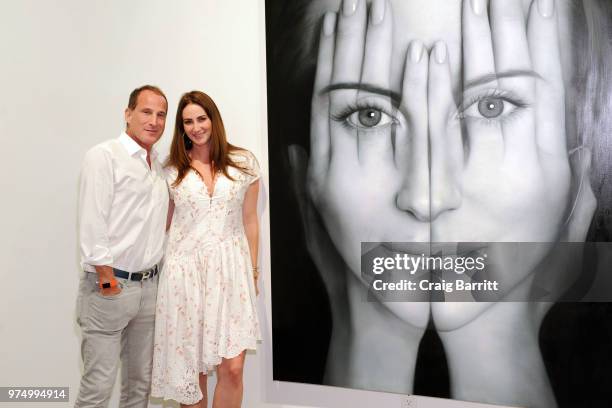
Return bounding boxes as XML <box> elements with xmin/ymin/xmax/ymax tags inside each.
<box><xmin>395</xmin><ymin>129</ymin><xmax>431</xmax><ymax>221</ymax></box>
<box><xmin>395</xmin><ymin>125</ymin><xmax>462</xmax><ymax>222</ymax></box>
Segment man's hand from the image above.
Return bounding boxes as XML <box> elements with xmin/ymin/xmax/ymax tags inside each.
<box><xmin>95</xmin><ymin>265</ymin><xmax>122</xmax><ymax>296</ymax></box>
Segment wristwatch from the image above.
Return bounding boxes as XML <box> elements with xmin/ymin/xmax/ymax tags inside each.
<box><xmin>99</xmin><ymin>278</ymin><xmax>118</xmax><ymax>290</ymax></box>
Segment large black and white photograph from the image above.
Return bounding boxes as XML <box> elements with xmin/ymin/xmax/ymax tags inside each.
<box><xmin>266</xmin><ymin>0</ymin><xmax>612</xmax><ymax>407</ymax></box>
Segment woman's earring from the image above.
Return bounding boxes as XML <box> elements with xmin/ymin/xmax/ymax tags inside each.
<box><xmin>183</xmin><ymin>133</ymin><xmax>193</xmax><ymax>150</ymax></box>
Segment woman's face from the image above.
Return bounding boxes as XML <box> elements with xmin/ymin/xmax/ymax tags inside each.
<box><xmin>182</xmin><ymin>103</ymin><xmax>213</xmax><ymax>147</ymax></box>
<box><xmin>304</xmin><ymin>0</ymin><xmax>588</xmax><ymax>329</ymax></box>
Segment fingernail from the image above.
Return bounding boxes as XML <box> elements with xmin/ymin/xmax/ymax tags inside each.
<box><xmin>343</xmin><ymin>0</ymin><xmax>358</xmax><ymax>16</ymax></box>
<box><xmin>434</xmin><ymin>41</ymin><xmax>447</xmax><ymax>64</ymax></box>
<box><xmin>371</xmin><ymin>0</ymin><xmax>385</xmax><ymax>25</ymax></box>
<box><xmin>323</xmin><ymin>12</ymin><xmax>336</xmax><ymax>36</ymax></box>
<box><xmin>538</xmin><ymin>0</ymin><xmax>554</xmax><ymax>18</ymax></box>
<box><xmin>409</xmin><ymin>40</ymin><xmax>424</xmax><ymax>63</ymax></box>
<box><xmin>470</xmin><ymin>0</ymin><xmax>484</xmax><ymax>16</ymax></box>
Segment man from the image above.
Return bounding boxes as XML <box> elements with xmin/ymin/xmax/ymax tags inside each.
<box><xmin>75</xmin><ymin>85</ymin><xmax>169</xmax><ymax>408</ymax></box>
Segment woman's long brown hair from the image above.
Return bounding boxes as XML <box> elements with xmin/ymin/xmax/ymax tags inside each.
<box><xmin>165</xmin><ymin>90</ymin><xmax>249</xmax><ymax>186</ymax></box>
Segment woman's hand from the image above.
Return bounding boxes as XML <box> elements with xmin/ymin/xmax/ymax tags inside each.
<box><xmin>253</xmin><ymin>268</ymin><xmax>260</xmax><ymax>296</ymax></box>
<box><xmin>429</xmin><ymin>0</ymin><xmax>596</xmax><ymax>331</ymax></box>
<box><xmin>301</xmin><ymin>0</ymin><xmax>431</xmax><ymax>329</ymax></box>
<box><xmin>432</xmin><ymin>6</ymin><xmax>593</xmax><ymax>405</ymax></box>
<box><xmin>447</xmin><ymin>0</ymin><xmax>571</xmax><ymax>241</ymax></box>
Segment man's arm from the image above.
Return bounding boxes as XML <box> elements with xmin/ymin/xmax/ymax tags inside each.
<box><xmin>78</xmin><ymin>147</ymin><xmax>118</xmax><ymax>292</ymax></box>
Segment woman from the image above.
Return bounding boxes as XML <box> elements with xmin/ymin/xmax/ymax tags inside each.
<box><xmin>267</xmin><ymin>0</ymin><xmax>612</xmax><ymax>406</ymax></box>
<box><xmin>151</xmin><ymin>91</ymin><xmax>261</xmax><ymax>408</ymax></box>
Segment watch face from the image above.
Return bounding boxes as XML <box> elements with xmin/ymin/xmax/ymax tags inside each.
<box><xmin>102</xmin><ymin>282</ymin><xmax>111</xmax><ymax>289</ymax></box>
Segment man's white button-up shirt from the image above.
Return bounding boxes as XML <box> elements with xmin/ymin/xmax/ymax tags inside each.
<box><xmin>79</xmin><ymin>132</ymin><xmax>169</xmax><ymax>272</ymax></box>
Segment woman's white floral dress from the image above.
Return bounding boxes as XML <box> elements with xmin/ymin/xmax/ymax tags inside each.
<box><xmin>151</xmin><ymin>151</ymin><xmax>261</xmax><ymax>405</ymax></box>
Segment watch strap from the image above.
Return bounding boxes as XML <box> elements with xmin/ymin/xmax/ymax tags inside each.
<box><xmin>99</xmin><ymin>278</ymin><xmax>118</xmax><ymax>289</ymax></box>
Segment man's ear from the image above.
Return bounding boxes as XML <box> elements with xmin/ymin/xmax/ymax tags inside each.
<box><xmin>124</xmin><ymin>107</ymin><xmax>132</xmax><ymax>130</ymax></box>
<box><xmin>563</xmin><ymin>147</ymin><xmax>597</xmax><ymax>242</ymax></box>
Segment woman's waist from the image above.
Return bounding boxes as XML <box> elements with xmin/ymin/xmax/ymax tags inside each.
<box><xmin>165</xmin><ymin>233</ymin><xmax>247</xmax><ymax>254</ymax></box>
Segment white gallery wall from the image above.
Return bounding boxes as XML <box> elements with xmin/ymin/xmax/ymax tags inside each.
<box><xmin>0</xmin><ymin>1</ymin><xmax>510</xmax><ymax>407</ymax></box>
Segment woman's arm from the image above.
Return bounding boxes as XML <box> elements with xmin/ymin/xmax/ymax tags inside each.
<box><xmin>242</xmin><ymin>180</ymin><xmax>260</xmax><ymax>294</ymax></box>
<box><xmin>166</xmin><ymin>199</ymin><xmax>175</xmax><ymax>231</ymax></box>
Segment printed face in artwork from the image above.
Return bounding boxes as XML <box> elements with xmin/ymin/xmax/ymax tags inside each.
<box><xmin>301</xmin><ymin>0</ymin><xmax>594</xmax><ymax>329</ymax></box>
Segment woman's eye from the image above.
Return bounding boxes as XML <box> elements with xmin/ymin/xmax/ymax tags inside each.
<box><xmin>346</xmin><ymin>108</ymin><xmax>394</xmax><ymax>129</ymax></box>
<box><xmin>478</xmin><ymin>97</ymin><xmax>504</xmax><ymax>118</ymax></box>
<box><xmin>461</xmin><ymin>95</ymin><xmax>523</xmax><ymax>121</ymax></box>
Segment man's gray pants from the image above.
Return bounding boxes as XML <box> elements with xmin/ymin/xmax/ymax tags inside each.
<box><xmin>75</xmin><ymin>272</ymin><xmax>158</xmax><ymax>408</ymax></box>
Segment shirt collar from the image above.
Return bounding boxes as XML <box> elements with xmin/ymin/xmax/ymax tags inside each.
<box><xmin>118</xmin><ymin>132</ymin><xmax>158</xmax><ymax>160</ymax></box>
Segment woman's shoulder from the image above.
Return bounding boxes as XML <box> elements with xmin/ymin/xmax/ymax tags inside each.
<box><xmin>229</xmin><ymin>147</ymin><xmax>257</xmax><ymax>163</ymax></box>
<box><xmin>229</xmin><ymin>148</ymin><xmax>260</xmax><ymax>182</ymax></box>
<box><xmin>230</xmin><ymin>148</ymin><xmax>259</xmax><ymax>170</ymax></box>
<box><xmin>163</xmin><ymin>165</ymin><xmax>180</xmax><ymax>183</ymax></box>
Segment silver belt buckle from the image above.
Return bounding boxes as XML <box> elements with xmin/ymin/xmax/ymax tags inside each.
<box><xmin>142</xmin><ymin>270</ymin><xmax>151</xmax><ymax>280</ymax></box>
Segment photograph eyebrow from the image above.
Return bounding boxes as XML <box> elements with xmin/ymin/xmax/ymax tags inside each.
<box><xmin>319</xmin><ymin>82</ymin><xmax>402</xmax><ymax>106</ymax></box>
<box><xmin>463</xmin><ymin>70</ymin><xmax>543</xmax><ymax>90</ymax></box>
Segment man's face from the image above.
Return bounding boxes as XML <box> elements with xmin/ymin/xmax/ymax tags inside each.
<box><xmin>125</xmin><ymin>90</ymin><xmax>168</xmax><ymax>149</ymax></box>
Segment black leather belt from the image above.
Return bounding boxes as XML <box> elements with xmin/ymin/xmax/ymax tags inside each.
<box><xmin>113</xmin><ymin>264</ymin><xmax>159</xmax><ymax>281</ymax></box>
